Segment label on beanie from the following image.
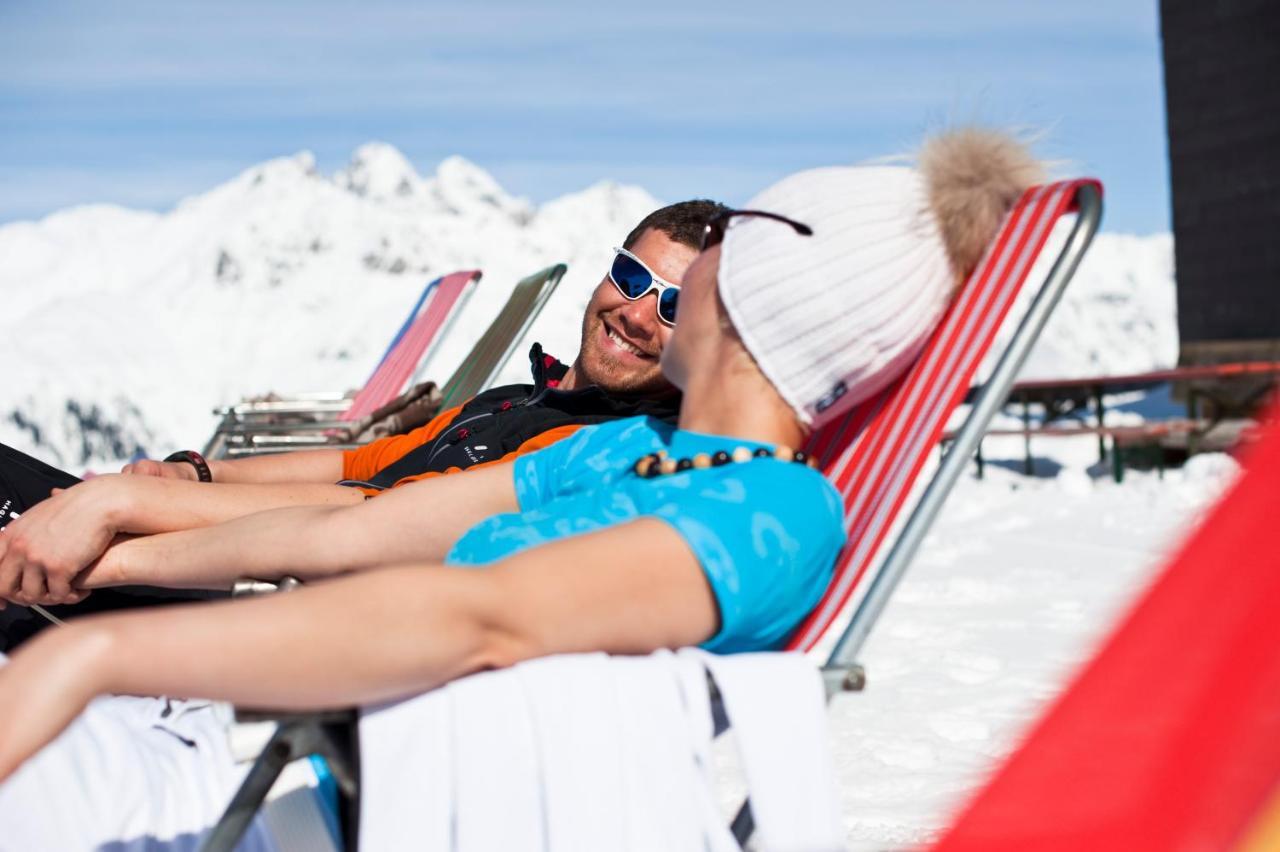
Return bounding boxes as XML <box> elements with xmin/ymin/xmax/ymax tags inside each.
<box><xmin>815</xmin><ymin>381</ymin><xmax>848</xmax><ymax>414</ymax></box>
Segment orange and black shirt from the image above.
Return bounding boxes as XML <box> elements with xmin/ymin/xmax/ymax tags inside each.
<box><xmin>340</xmin><ymin>344</ymin><xmax>680</xmax><ymax>495</ymax></box>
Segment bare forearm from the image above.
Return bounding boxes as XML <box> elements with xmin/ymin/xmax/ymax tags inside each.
<box><xmin>89</xmin><ymin>504</ymin><xmax>356</xmax><ymax>589</ymax></box>
<box><xmin>207</xmin><ymin>449</ymin><xmax>346</xmax><ymax>485</ymax></box>
<box><xmin>109</xmin><ymin>475</ymin><xmax>365</xmax><ymax>535</ymax></box>
<box><xmin>88</xmin><ymin>461</ymin><xmax>518</xmax><ymax>590</ymax></box>
<box><xmin>94</xmin><ymin>567</ymin><xmax>504</xmax><ymax>709</ymax></box>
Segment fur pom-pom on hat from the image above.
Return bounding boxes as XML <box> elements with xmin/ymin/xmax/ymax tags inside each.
<box><xmin>920</xmin><ymin>128</ymin><xmax>1045</xmax><ymax>285</ymax></box>
<box><xmin>717</xmin><ymin>127</ymin><xmax>1041</xmax><ymax>428</ymax></box>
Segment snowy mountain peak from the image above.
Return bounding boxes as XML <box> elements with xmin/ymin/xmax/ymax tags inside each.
<box><xmin>534</xmin><ymin>180</ymin><xmax>659</xmax><ymax>236</ymax></box>
<box><xmin>336</xmin><ymin>142</ymin><xmax>422</xmax><ymax>201</ymax></box>
<box><xmin>243</xmin><ymin>151</ymin><xmax>318</xmax><ymax>187</ymax></box>
<box><xmin>429</xmin><ymin>154</ymin><xmax>532</xmax><ymax>222</ymax></box>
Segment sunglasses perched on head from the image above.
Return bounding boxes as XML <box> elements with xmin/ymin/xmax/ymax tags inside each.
<box><xmin>701</xmin><ymin>209</ymin><xmax>813</xmax><ymax>251</ymax></box>
<box><xmin>608</xmin><ymin>247</ymin><xmax>680</xmax><ymax>326</ymax></box>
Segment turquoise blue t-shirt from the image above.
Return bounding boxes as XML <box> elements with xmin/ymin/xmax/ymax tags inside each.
<box><xmin>445</xmin><ymin>416</ymin><xmax>846</xmax><ymax>653</ymax></box>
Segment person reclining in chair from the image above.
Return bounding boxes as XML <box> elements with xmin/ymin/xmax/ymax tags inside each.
<box><xmin>0</xmin><ymin>129</ymin><xmax>1040</xmax><ymax>849</ymax></box>
<box><xmin>0</xmin><ymin>199</ymin><xmax>727</xmax><ymax>649</ymax></box>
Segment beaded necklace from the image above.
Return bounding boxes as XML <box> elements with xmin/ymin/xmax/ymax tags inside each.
<box><xmin>632</xmin><ymin>444</ymin><xmax>816</xmax><ymax>478</ymax></box>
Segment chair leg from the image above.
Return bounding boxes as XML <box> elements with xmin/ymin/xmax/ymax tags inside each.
<box><xmin>203</xmin><ymin>725</ymin><xmax>298</xmax><ymax>852</ymax></box>
<box><xmin>202</xmin><ymin>710</ymin><xmax>360</xmax><ymax>852</ymax></box>
<box><xmin>1094</xmin><ymin>385</ymin><xmax>1107</xmax><ymax>463</ymax></box>
<box><xmin>1022</xmin><ymin>393</ymin><xmax>1033</xmax><ymax>475</ymax></box>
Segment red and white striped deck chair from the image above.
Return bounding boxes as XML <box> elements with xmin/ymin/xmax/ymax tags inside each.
<box><xmin>788</xmin><ymin>177</ymin><xmax>1100</xmax><ymax>670</ymax></box>
<box><xmin>728</xmin><ymin>177</ymin><xmax>1103</xmax><ymax>845</ymax></box>
<box><xmin>341</xmin><ymin>269</ymin><xmax>481</xmax><ymax>423</ymax></box>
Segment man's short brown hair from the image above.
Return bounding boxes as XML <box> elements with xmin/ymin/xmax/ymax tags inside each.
<box><xmin>622</xmin><ymin>199</ymin><xmax>730</xmax><ymax>252</ymax></box>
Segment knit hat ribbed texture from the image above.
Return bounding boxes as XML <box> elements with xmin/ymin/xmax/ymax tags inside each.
<box><xmin>718</xmin><ymin>165</ymin><xmax>954</xmax><ymax>428</ymax></box>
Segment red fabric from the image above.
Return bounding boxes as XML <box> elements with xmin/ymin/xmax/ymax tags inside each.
<box><xmin>932</xmin><ymin>402</ymin><xmax>1280</xmax><ymax>852</ymax></box>
<box><xmin>543</xmin><ymin>353</ymin><xmax>563</xmax><ymax>388</ymax></box>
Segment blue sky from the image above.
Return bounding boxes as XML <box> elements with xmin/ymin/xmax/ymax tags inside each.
<box><xmin>0</xmin><ymin>1</ymin><xmax>1169</xmax><ymax>232</ymax></box>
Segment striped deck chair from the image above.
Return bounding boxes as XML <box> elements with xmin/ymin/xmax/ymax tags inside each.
<box><xmin>202</xmin><ymin>271</ymin><xmax>480</xmax><ymax>458</ymax></box>
<box><xmin>204</xmin><ymin>181</ymin><xmax>1101</xmax><ymax>852</ymax></box>
<box><xmin>434</xmin><ymin>263</ymin><xmax>567</xmax><ymax>411</ymax></box>
<box><xmin>344</xmin><ymin>269</ymin><xmax>482</xmax><ymax>423</ymax></box>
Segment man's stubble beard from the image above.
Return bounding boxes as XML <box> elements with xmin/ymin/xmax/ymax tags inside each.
<box><xmin>573</xmin><ymin>312</ymin><xmax>676</xmax><ymax>398</ymax></box>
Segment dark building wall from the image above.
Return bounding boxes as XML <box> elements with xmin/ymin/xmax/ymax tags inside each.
<box><xmin>1161</xmin><ymin>0</ymin><xmax>1280</xmax><ymax>354</ymax></box>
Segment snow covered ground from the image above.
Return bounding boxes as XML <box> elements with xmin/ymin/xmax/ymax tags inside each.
<box><xmin>800</xmin><ymin>440</ymin><xmax>1239</xmax><ymax>848</ymax></box>
<box><xmin>1</xmin><ymin>145</ymin><xmax>1223</xmax><ymax>848</ymax></box>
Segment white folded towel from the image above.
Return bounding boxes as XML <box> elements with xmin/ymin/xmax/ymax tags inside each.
<box><xmin>358</xmin><ymin>649</ymin><xmax>843</xmax><ymax>851</ymax></box>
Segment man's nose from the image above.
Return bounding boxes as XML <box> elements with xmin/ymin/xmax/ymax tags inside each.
<box><xmin>616</xmin><ymin>294</ymin><xmax>658</xmax><ymax>338</ymax></box>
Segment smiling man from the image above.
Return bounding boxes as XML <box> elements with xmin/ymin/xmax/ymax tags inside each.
<box><xmin>0</xmin><ymin>199</ymin><xmax>727</xmax><ymax>647</ymax></box>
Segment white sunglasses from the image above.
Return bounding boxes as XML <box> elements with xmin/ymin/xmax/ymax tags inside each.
<box><xmin>608</xmin><ymin>247</ymin><xmax>680</xmax><ymax>326</ymax></box>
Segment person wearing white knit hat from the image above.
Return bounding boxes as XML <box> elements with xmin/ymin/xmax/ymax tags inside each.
<box><xmin>0</xmin><ymin>129</ymin><xmax>1038</xmax><ymax>849</ymax></box>
<box><xmin>666</xmin><ymin>128</ymin><xmax>1042</xmax><ymax>432</ymax></box>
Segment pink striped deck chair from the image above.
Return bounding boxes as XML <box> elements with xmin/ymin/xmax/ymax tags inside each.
<box><xmin>341</xmin><ymin>269</ymin><xmax>481</xmax><ymax>423</ymax></box>
<box><xmin>728</xmin><ymin>177</ymin><xmax>1103</xmax><ymax>845</ymax></box>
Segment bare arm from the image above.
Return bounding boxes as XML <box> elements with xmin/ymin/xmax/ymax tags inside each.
<box><xmin>123</xmin><ymin>448</ymin><xmax>346</xmax><ymax>485</ymax></box>
<box><xmin>0</xmin><ymin>519</ymin><xmax>718</xmax><ymax>781</ymax></box>
<box><xmin>109</xmin><ymin>474</ymin><xmax>366</xmax><ymax>532</ymax></box>
<box><xmin>81</xmin><ymin>460</ymin><xmax>521</xmax><ymax>591</ymax></box>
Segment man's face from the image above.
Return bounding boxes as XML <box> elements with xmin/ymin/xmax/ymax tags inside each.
<box><xmin>573</xmin><ymin>228</ymin><xmax>699</xmax><ymax>396</ymax></box>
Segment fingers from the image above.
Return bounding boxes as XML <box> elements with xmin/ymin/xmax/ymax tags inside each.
<box><xmin>0</xmin><ymin>536</ymin><xmax>19</xmax><ymax>604</ymax></box>
<box><xmin>0</xmin><ymin>529</ymin><xmax>59</xmax><ymax>607</ymax></box>
<box><xmin>123</xmin><ymin>459</ymin><xmax>195</xmax><ymax>480</ymax></box>
<box><xmin>121</xmin><ymin>459</ymin><xmax>162</xmax><ymax>477</ymax></box>
<box><xmin>44</xmin><ymin>567</ymin><xmax>73</xmax><ymax>604</ymax></box>
<box><xmin>20</xmin><ymin>566</ymin><xmax>47</xmax><ymax>605</ymax></box>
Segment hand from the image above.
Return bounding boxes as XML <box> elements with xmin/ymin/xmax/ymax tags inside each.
<box><xmin>0</xmin><ymin>479</ymin><xmax>122</xmax><ymax>606</ymax></box>
<box><xmin>0</xmin><ymin>624</ymin><xmax>108</xmax><ymax>782</ymax></box>
<box><xmin>120</xmin><ymin>459</ymin><xmax>197</xmax><ymax>481</ymax></box>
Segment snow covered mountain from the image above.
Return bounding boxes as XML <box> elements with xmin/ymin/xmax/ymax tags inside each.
<box><xmin>0</xmin><ymin>145</ymin><xmax>1176</xmax><ymax>468</ymax></box>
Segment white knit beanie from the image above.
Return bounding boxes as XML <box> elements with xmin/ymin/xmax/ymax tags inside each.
<box><xmin>718</xmin><ymin>129</ymin><xmax>1041</xmax><ymax>428</ymax></box>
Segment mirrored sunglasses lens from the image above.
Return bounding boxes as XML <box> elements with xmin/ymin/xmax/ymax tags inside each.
<box><xmin>611</xmin><ymin>254</ymin><xmax>653</xmax><ymax>298</ymax></box>
<box><xmin>659</xmin><ymin>287</ymin><xmax>679</xmax><ymax>324</ymax></box>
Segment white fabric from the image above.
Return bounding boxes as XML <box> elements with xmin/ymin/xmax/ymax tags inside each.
<box><xmin>359</xmin><ymin>649</ymin><xmax>841</xmax><ymax>852</ymax></box>
<box><xmin>718</xmin><ymin>165</ymin><xmax>953</xmax><ymax>428</ymax></box>
<box><xmin>0</xmin><ymin>662</ymin><xmax>269</xmax><ymax>850</ymax></box>
<box><xmin>0</xmin><ymin>654</ymin><xmax>333</xmax><ymax>852</ymax></box>
<box><xmin>696</xmin><ymin>650</ymin><xmax>845</xmax><ymax>852</ymax></box>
